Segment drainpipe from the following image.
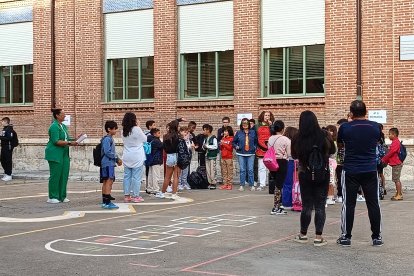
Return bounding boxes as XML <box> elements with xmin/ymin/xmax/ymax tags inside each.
<box><xmin>51</xmin><ymin>0</ymin><xmax>56</xmax><ymax>108</ymax></box>
<box><xmin>356</xmin><ymin>0</ymin><xmax>362</xmax><ymax>100</ymax></box>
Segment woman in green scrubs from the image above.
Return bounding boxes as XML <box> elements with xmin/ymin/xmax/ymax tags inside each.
<box><xmin>45</xmin><ymin>109</ymin><xmax>78</xmax><ymax>203</ymax></box>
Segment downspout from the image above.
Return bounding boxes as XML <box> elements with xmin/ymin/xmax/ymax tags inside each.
<box><xmin>356</xmin><ymin>0</ymin><xmax>362</xmax><ymax>100</ymax></box>
<box><xmin>51</xmin><ymin>0</ymin><xmax>56</xmax><ymax>108</ymax></box>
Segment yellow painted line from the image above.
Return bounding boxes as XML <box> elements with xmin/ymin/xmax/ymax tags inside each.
<box><xmin>0</xmin><ymin>195</ymin><xmax>250</xmax><ymax>240</ymax></box>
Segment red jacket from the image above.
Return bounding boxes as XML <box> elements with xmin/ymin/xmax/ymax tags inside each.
<box><xmin>256</xmin><ymin>124</ymin><xmax>271</xmax><ymax>157</ymax></box>
<box><xmin>382</xmin><ymin>138</ymin><xmax>402</xmax><ymax>166</ymax></box>
<box><xmin>220</xmin><ymin>136</ymin><xmax>234</xmax><ymax>159</ymax></box>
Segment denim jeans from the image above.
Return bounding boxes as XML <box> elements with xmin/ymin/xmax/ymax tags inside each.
<box><xmin>123</xmin><ymin>165</ymin><xmax>144</xmax><ymax>197</ymax></box>
<box><xmin>179</xmin><ymin>166</ymin><xmax>190</xmax><ymax>186</ymax></box>
<box><xmin>237</xmin><ymin>155</ymin><xmax>255</xmax><ymax>186</ymax></box>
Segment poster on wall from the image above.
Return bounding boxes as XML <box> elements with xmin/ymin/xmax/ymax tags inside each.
<box><xmin>63</xmin><ymin>115</ymin><xmax>71</xmax><ymax>126</ymax></box>
<box><xmin>368</xmin><ymin>110</ymin><xmax>387</xmax><ymax>124</ymax></box>
<box><xmin>237</xmin><ymin>113</ymin><xmax>253</xmax><ymax>125</ymax></box>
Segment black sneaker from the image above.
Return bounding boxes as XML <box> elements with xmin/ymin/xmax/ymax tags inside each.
<box><xmin>337</xmin><ymin>235</ymin><xmax>351</xmax><ymax>246</ymax></box>
<box><xmin>270</xmin><ymin>207</ymin><xmax>287</xmax><ymax>215</ymax></box>
<box><xmin>372</xmin><ymin>237</ymin><xmax>384</xmax><ymax>247</ymax></box>
<box><xmin>208</xmin><ymin>184</ymin><xmax>216</xmax><ymax>190</ymax></box>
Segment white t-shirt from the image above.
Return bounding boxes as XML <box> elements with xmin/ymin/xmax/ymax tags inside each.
<box><xmin>122</xmin><ymin>126</ymin><xmax>147</xmax><ymax>168</ymax></box>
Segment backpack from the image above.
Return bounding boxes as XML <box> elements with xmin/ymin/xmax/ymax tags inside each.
<box><xmin>292</xmin><ymin>160</ymin><xmax>302</xmax><ymax>212</ymax></box>
<box><xmin>376</xmin><ymin>144</ymin><xmax>386</xmax><ymax>165</ymax></box>
<box><xmin>188</xmin><ymin>166</ymin><xmax>209</xmax><ymax>189</ymax></box>
<box><xmin>93</xmin><ymin>143</ymin><xmax>103</xmax><ymax>167</ymax></box>
<box><xmin>263</xmin><ymin>137</ymin><xmax>280</xmax><ymax>172</ymax></box>
<box><xmin>307</xmin><ymin>144</ymin><xmax>328</xmax><ymax>182</ymax></box>
<box><xmin>399</xmin><ymin>141</ymin><xmax>407</xmax><ymax>162</ymax></box>
<box><xmin>93</xmin><ymin>137</ymin><xmax>111</xmax><ymax>167</ymax></box>
<box><xmin>143</xmin><ymin>141</ymin><xmax>152</xmax><ymax>155</ymax></box>
<box><xmin>10</xmin><ymin>130</ymin><xmax>19</xmax><ymax>148</ymax></box>
<box><xmin>177</xmin><ymin>139</ymin><xmax>192</xmax><ymax>170</ymax></box>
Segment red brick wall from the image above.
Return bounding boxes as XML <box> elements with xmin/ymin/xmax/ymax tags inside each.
<box><xmin>325</xmin><ymin>0</ymin><xmax>414</xmax><ymax>137</ymax></box>
<box><xmin>1</xmin><ymin>0</ymin><xmax>413</xmax><ymax>140</ymax></box>
<box><xmin>233</xmin><ymin>0</ymin><xmax>260</xmax><ymax>118</ymax></box>
<box><xmin>325</xmin><ymin>0</ymin><xmax>358</xmax><ymax>126</ymax></box>
<box><xmin>32</xmin><ymin>0</ymin><xmax>53</xmax><ymax>138</ymax></box>
<box><xmin>153</xmin><ymin>0</ymin><xmax>177</xmax><ymax>128</ymax></box>
<box><xmin>391</xmin><ymin>1</ymin><xmax>414</xmax><ymax>137</ymax></box>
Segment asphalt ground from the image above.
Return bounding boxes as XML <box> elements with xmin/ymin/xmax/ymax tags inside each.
<box><xmin>0</xmin><ymin>179</ymin><xmax>413</xmax><ymax>276</ymax></box>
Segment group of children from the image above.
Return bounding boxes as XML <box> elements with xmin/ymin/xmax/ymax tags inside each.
<box><xmin>97</xmin><ymin>113</ymin><xmax>405</xmax><ymax>209</ymax></box>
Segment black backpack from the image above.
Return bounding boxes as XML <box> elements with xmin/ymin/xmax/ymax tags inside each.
<box><xmin>93</xmin><ymin>137</ymin><xmax>112</xmax><ymax>167</ymax></box>
<box><xmin>177</xmin><ymin>139</ymin><xmax>192</xmax><ymax>170</ymax></box>
<box><xmin>10</xmin><ymin>130</ymin><xmax>19</xmax><ymax>148</ymax></box>
<box><xmin>307</xmin><ymin>144</ymin><xmax>328</xmax><ymax>182</ymax></box>
<box><xmin>93</xmin><ymin>143</ymin><xmax>103</xmax><ymax>167</ymax></box>
<box><xmin>188</xmin><ymin>166</ymin><xmax>209</xmax><ymax>189</ymax></box>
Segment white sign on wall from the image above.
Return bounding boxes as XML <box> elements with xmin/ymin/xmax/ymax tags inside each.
<box><xmin>237</xmin><ymin>113</ymin><xmax>253</xmax><ymax>126</ymax></box>
<box><xmin>368</xmin><ymin>110</ymin><xmax>387</xmax><ymax>124</ymax></box>
<box><xmin>400</xmin><ymin>35</ymin><xmax>414</xmax><ymax>61</ymax></box>
<box><xmin>63</xmin><ymin>115</ymin><xmax>71</xmax><ymax>126</ymax></box>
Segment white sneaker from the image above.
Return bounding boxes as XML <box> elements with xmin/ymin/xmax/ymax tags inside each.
<box><xmin>178</xmin><ymin>185</ymin><xmax>184</xmax><ymax>191</ymax></box>
<box><xmin>62</xmin><ymin>198</ymin><xmax>70</xmax><ymax>203</ymax></box>
<box><xmin>250</xmin><ymin>186</ymin><xmax>256</xmax><ymax>191</ymax></box>
<box><xmin>326</xmin><ymin>198</ymin><xmax>336</xmax><ymax>205</ymax></box>
<box><xmin>166</xmin><ymin>185</ymin><xmax>173</xmax><ymax>193</ymax></box>
<box><xmin>238</xmin><ymin>186</ymin><xmax>245</xmax><ymax>191</ymax></box>
<box><xmin>184</xmin><ymin>183</ymin><xmax>191</xmax><ymax>190</ymax></box>
<box><xmin>47</xmin><ymin>198</ymin><xmax>60</xmax><ymax>204</ymax></box>
<box><xmin>256</xmin><ymin>186</ymin><xmax>265</xmax><ymax>191</ymax></box>
<box><xmin>155</xmin><ymin>192</ymin><xmax>165</xmax><ymax>199</ymax></box>
<box><xmin>2</xmin><ymin>175</ymin><xmax>12</xmax><ymax>181</ymax></box>
<box><xmin>357</xmin><ymin>195</ymin><xmax>366</xmax><ymax>202</ymax></box>
<box><xmin>336</xmin><ymin>197</ymin><xmax>343</xmax><ymax>203</ymax></box>
<box><xmin>171</xmin><ymin>194</ymin><xmax>181</xmax><ymax>200</ymax></box>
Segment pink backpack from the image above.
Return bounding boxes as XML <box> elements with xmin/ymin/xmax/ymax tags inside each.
<box><xmin>263</xmin><ymin>138</ymin><xmax>279</xmax><ymax>171</ymax></box>
<box><xmin>292</xmin><ymin>160</ymin><xmax>302</xmax><ymax>212</ymax></box>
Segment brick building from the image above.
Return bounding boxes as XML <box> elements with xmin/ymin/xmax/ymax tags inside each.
<box><xmin>0</xmin><ymin>0</ymin><xmax>413</xmax><ymax>179</ymax></box>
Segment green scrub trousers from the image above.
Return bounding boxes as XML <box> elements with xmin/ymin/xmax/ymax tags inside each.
<box><xmin>48</xmin><ymin>153</ymin><xmax>70</xmax><ymax>201</ymax></box>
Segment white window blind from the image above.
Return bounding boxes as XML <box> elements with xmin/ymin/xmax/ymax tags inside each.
<box><xmin>262</xmin><ymin>0</ymin><xmax>325</xmax><ymax>48</ymax></box>
<box><xmin>105</xmin><ymin>9</ymin><xmax>154</xmax><ymax>59</ymax></box>
<box><xmin>179</xmin><ymin>1</ymin><xmax>233</xmax><ymax>54</ymax></box>
<box><xmin>0</xmin><ymin>22</ymin><xmax>33</xmax><ymax>66</ymax></box>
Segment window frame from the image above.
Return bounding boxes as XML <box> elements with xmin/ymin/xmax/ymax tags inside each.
<box><xmin>263</xmin><ymin>45</ymin><xmax>325</xmax><ymax>97</ymax></box>
<box><xmin>0</xmin><ymin>64</ymin><xmax>33</xmax><ymax>105</ymax></box>
<box><xmin>106</xmin><ymin>57</ymin><xmax>154</xmax><ymax>102</ymax></box>
<box><xmin>179</xmin><ymin>50</ymin><xmax>234</xmax><ymax>100</ymax></box>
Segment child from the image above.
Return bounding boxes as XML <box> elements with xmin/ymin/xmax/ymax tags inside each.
<box><xmin>219</xmin><ymin>126</ymin><xmax>234</xmax><ymax>190</ymax></box>
<box><xmin>101</xmin><ymin>120</ymin><xmax>122</xmax><ymax>209</ymax></box>
<box><xmin>178</xmin><ymin>126</ymin><xmax>193</xmax><ymax>191</ymax></box>
<box><xmin>325</xmin><ymin>125</ymin><xmax>338</xmax><ymax>206</ymax></box>
<box><xmin>202</xmin><ymin>124</ymin><xmax>218</xmax><ymax>190</ymax></box>
<box><xmin>147</xmin><ymin>128</ymin><xmax>163</xmax><ymax>194</ymax></box>
<box><xmin>381</xmin><ymin>128</ymin><xmax>404</xmax><ymax>201</ymax></box>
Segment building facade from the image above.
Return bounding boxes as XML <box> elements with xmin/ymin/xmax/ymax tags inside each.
<box><xmin>0</xmin><ymin>0</ymin><xmax>413</xmax><ymax>179</ymax></box>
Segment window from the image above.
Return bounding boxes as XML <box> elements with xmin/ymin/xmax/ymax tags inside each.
<box><xmin>0</xmin><ymin>64</ymin><xmax>33</xmax><ymax>104</ymax></box>
<box><xmin>181</xmin><ymin>50</ymin><xmax>234</xmax><ymax>99</ymax></box>
<box><xmin>264</xmin><ymin>45</ymin><xmax>324</xmax><ymax>96</ymax></box>
<box><xmin>107</xmin><ymin>57</ymin><xmax>154</xmax><ymax>101</ymax></box>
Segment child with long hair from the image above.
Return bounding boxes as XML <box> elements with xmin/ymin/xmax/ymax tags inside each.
<box><xmin>156</xmin><ymin>120</ymin><xmax>182</xmax><ymax>200</ymax></box>
<box><xmin>219</xmin><ymin>126</ymin><xmax>234</xmax><ymax>190</ymax></box>
<box><xmin>325</xmin><ymin>125</ymin><xmax>338</xmax><ymax>206</ymax></box>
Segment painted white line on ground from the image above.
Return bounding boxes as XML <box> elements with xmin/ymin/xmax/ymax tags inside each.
<box><xmin>0</xmin><ymin>195</ymin><xmax>250</xmax><ymax>240</ymax></box>
<box><xmin>0</xmin><ymin>197</ymin><xmax>194</xmax><ymax>222</ymax></box>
